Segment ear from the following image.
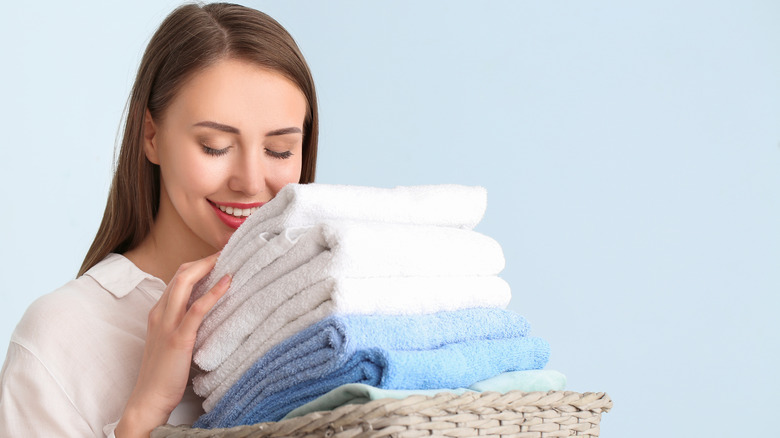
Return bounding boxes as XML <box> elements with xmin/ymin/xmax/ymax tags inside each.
<box><xmin>143</xmin><ymin>109</ymin><xmax>161</xmax><ymax>165</ymax></box>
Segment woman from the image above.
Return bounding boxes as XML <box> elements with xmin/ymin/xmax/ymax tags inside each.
<box><xmin>0</xmin><ymin>3</ymin><xmax>318</xmax><ymax>437</ymax></box>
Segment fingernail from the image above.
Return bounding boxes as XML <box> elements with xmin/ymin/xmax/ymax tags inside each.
<box><xmin>218</xmin><ymin>273</ymin><xmax>232</xmax><ymax>285</ymax></box>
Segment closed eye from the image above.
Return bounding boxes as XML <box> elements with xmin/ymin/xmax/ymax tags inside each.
<box><xmin>202</xmin><ymin>144</ymin><xmax>230</xmax><ymax>157</ymax></box>
<box><xmin>265</xmin><ymin>149</ymin><xmax>293</xmax><ymax>159</ymax></box>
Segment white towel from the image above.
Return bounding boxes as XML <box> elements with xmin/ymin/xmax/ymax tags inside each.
<box><xmin>193</xmin><ymin>275</ymin><xmax>512</xmax><ymax>410</ymax></box>
<box><xmin>190</xmin><ymin>228</ymin><xmax>291</xmax><ymax>310</ymax></box>
<box><xmin>295</xmin><ymin>221</ymin><xmax>505</xmax><ymax>277</ymax></box>
<box><xmin>223</xmin><ymin>184</ymin><xmax>487</xmax><ymax>256</ymax></box>
<box><xmin>193</xmin><ymin>221</ymin><xmax>505</xmax><ymax>359</ymax></box>
<box><xmin>193</xmin><ymin>227</ymin><xmax>323</xmax><ymax>348</ymax></box>
<box><xmin>191</xmin><ymin>183</ymin><xmax>489</xmax><ymax>332</ymax></box>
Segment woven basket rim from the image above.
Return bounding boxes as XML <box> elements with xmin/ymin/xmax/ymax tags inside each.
<box><xmin>152</xmin><ymin>390</ymin><xmax>612</xmax><ymax>438</ymax></box>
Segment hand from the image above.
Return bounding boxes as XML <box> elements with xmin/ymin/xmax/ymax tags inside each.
<box><xmin>115</xmin><ymin>252</ymin><xmax>231</xmax><ymax>438</ymax></box>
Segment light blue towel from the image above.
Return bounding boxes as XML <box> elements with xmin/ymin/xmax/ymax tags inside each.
<box><xmin>247</xmin><ymin>337</ymin><xmax>549</xmax><ymax>423</ymax></box>
<box><xmin>194</xmin><ymin>308</ymin><xmax>549</xmax><ymax>428</ymax></box>
<box><xmin>282</xmin><ymin>369</ymin><xmax>567</xmax><ymax>419</ymax></box>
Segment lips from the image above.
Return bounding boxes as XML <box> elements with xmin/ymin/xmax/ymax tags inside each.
<box><xmin>209</xmin><ymin>200</ymin><xmax>265</xmax><ymax>229</ymax></box>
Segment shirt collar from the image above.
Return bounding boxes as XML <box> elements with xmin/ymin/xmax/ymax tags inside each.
<box><xmin>84</xmin><ymin>253</ymin><xmax>166</xmax><ymax>298</ymax></box>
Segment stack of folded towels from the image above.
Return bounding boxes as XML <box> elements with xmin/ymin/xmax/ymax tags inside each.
<box><xmin>188</xmin><ymin>184</ymin><xmax>559</xmax><ymax>429</ymax></box>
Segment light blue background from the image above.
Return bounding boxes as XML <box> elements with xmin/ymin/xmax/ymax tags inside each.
<box><xmin>1</xmin><ymin>1</ymin><xmax>778</xmax><ymax>436</ymax></box>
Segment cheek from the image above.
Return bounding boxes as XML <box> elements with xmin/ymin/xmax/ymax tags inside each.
<box><xmin>161</xmin><ymin>148</ymin><xmax>225</xmax><ymax>200</ymax></box>
<box><xmin>266</xmin><ymin>158</ymin><xmax>303</xmax><ymax>194</ymax></box>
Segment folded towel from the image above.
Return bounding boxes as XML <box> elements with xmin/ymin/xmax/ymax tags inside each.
<box><xmin>282</xmin><ymin>369</ymin><xmax>567</xmax><ymax>419</ymax></box>
<box><xmin>236</xmin><ymin>336</ymin><xmax>550</xmax><ymax>425</ymax></box>
<box><xmin>192</xmin><ymin>183</ymin><xmax>488</xmax><ymax>318</ymax></box>
<box><xmin>193</xmin><ymin>309</ymin><xmax>550</xmax><ymax>428</ymax></box>
<box><xmin>194</xmin><ymin>227</ymin><xmax>324</xmax><ymax>350</ymax></box>
<box><xmin>192</xmin><ymin>221</ymin><xmax>506</xmax><ymax>369</ymax></box>
<box><xmin>228</xmin><ymin>183</ymin><xmax>487</xmax><ymax>242</ymax></box>
<box><xmin>189</xmin><ymin>227</ymin><xmax>306</xmax><ymax>318</ymax></box>
<box><xmin>466</xmin><ymin>369</ymin><xmax>566</xmax><ymax>393</ymax></box>
<box><xmin>194</xmin><ymin>275</ymin><xmax>512</xmax><ymax>406</ymax></box>
<box><xmin>195</xmin><ymin>220</ymin><xmax>504</xmax><ymax>308</ymax></box>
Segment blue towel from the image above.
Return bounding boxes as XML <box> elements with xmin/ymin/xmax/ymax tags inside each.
<box><xmin>247</xmin><ymin>336</ymin><xmax>549</xmax><ymax>424</ymax></box>
<box><xmin>194</xmin><ymin>308</ymin><xmax>549</xmax><ymax>428</ymax></box>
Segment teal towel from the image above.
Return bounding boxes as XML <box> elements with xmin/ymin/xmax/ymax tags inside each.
<box><xmin>283</xmin><ymin>369</ymin><xmax>567</xmax><ymax>419</ymax></box>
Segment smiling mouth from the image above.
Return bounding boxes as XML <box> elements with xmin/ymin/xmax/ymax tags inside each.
<box><xmin>209</xmin><ymin>201</ymin><xmax>263</xmax><ymax>218</ymax></box>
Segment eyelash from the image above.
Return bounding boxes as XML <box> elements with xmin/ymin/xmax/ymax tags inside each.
<box><xmin>266</xmin><ymin>149</ymin><xmax>293</xmax><ymax>160</ymax></box>
<box><xmin>201</xmin><ymin>144</ymin><xmax>293</xmax><ymax>160</ymax></box>
<box><xmin>202</xmin><ymin>145</ymin><xmax>229</xmax><ymax>157</ymax></box>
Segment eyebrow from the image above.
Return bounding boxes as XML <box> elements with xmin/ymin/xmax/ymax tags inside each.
<box><xmin>193</xmin><ymin>121</ymin><xmax>240</xmax><ymax>134</ymax></box>
<box><xmin>266</xmin><ymin>127</ymin><xmax>303</xmax><ymax>137</ymax></box>
<box><xmin>193</xmin><ymin>121</ymin><xmax>302</xmax><ymax>137</ymax></box>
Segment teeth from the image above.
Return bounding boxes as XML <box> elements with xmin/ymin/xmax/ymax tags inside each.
<box><xmin>217</xmin><ymin>204</ymin><xmax>259</xmax><ymax>218</ymax></box>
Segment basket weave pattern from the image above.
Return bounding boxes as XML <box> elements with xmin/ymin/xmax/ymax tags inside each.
<box><xmin>152</xmin><ymin>390</ymin><xmax>612</xmax><ymax>438</ymax></box>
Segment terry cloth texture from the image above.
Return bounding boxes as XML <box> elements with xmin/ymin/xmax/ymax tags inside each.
<box><xmin>190</xmin><ymin>227</ymin><xmax>314</xmax><ymax>332</ymax></box>
<box><xmin>193</xmin><ymin>308</ymin><xmax>550</xmax><ymax>428</ymax></box>
<box><xmin>193</xmin><ymin>275</ymin><xmax>511</xmax><ymax>408</ymax></box>
<box><xmin>190</xmin><ymin>183</ymin><xmax>488</xmax><ymax>309</ymax></box>
<box><xmin>193</xmin><ymin>184</ymin><xmax>487</xmax><ymax>308</ymax></box>
<box><xmin>230</xmin><ymin>183</ymin><xmax>488</xmax><ymax>237</ymax></box>
<box><xmin>193</xmin><ymin>221</ymin><xmax>506</xmax><ymax>371</ymax></box>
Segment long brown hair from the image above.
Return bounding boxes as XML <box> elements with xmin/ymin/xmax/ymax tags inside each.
<box><xmin>79</xmin><ymin>3</ymin><xmax>318</xmax><ymax>277</ymax></box>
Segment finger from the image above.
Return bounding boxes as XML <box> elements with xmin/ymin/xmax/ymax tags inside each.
<box><xmin>179</xmin><ymin>274</ymin><xmax>232</xmax><ymax>336</ymax></box>
<box><xmin>152</xmin><ymin>261</ymin><xmax>194</xmax><ymax>326</ymax></box>
<box><xmin>164</xmin><ymin>252</ymin><xmax>221</xmax><ymax>320</ymax></box>
<box><xmin>147</xmin><ymin>298</ymin><xmax>164</xmax><ymax>331</ymax></box>
<box><xmin>147</xmin><ymin>282</ymin><xmax>171</xmax><ymax>329</ymax></box>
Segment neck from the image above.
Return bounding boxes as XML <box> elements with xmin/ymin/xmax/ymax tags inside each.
<box><xmin>123</xmin><ymin>195</ymin><xmax>218</xmax><ymax>284</ymax></box>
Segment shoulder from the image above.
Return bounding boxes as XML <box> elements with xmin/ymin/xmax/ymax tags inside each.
<box><xmin>12</xmin><ymin>277</ymin><xmax>119</xmax><ymax>360</ymax></box>
<box><xmin>14</xmin><ymin>275</ymin><xmax>103</xmax><ymax>339</ymax></box>
<box><xmin>2</xmin><ymin>254</ymin><xmax>164</xmax><ymax>437</ymax></box>
<box><xmin>11</xmin><ymin>254</ymin><xmax>164</xmax><ymax>360</ymax></box>
<box><xmin>21</xmin><ymin>274</ymin><xmax>104</xmax><ymax>320</ymax></box>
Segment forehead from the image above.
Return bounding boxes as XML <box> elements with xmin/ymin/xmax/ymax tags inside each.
<box><xmin>163</xmin><ymin>58</ymin><xmax>308</xmax><ymax>131</ymax></box>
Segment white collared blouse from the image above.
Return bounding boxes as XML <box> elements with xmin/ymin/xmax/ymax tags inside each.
<box><xmin>0</xmin><ymin>253</ymin><xmax>203</xmax><ymax>437</ymax></box>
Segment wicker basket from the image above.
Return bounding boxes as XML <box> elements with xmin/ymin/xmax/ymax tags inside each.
<box><xmin>152</xmin><ymin>390</ymin><xmax>612</xmax><ymax>438</ymax></box>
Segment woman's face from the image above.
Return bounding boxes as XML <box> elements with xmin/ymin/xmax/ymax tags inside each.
<box><xmin>144</xmin><ymin>58</ymin><xmax>306</xmax><ymax>253</ymax></box>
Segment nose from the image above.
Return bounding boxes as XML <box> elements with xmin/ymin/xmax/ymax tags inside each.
<box><xmin>228</xmin><ymin>151</ymin><xmax>266</xmax><ymax>196</ymax></box>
